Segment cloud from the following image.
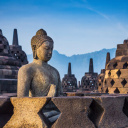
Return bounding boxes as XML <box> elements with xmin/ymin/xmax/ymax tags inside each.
<box><xmin>86</xmin><ymin>6</ymin><xmax>110</xmax><ymax>21</ymax></box>
<box><xmin>64</xmin><ymin>0</ymin><xmax>110</xmax><ymax>21</ymax></box>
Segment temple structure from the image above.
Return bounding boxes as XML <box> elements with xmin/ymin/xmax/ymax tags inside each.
<box><xmin>103</xmin><ymin>39</ymin><xmax>128</xmax><ymax>94</ymax></box>
<box><xmin>97</xmin><ymin>69</ymin><xmax>105</xmax><ymax>92</ymax></box>
<box><xmin>97</xmin><ymin>52</ymin><xmax>110</xmax><ymax>92</ymax></box>
<box><xmin>10</xmin><ymin>29</ymin><xmax>28</xmax><ymax>65</ymax></box>
<box><xmin>81</xmin><ymin>58</ymin><xmax>98</xmax><ymax>91</ymax></box>
<box><xmin>62</xmin><ymin>63</ymin><xmax>77</xmax><ymax>92</ymax></box>
<box><xmin>0</xmin><ymin>29</ymin><xmax>21</xmax><ymax>93</ymax></box>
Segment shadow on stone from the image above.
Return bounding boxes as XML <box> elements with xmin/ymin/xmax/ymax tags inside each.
<box><xmin>123</xmin><ymin>62</ymin><xmax>128</xmax><ymax>69</ymax></box>
<box><xmin>123</xmin><ymin>98</ymin><xmax>128</xmax><ymax>117</ymax></box>
<box><xmin>105</xmin><ymin>88</ymin><xmax>109</xmax><ymax>93</ymax></box>
<box><xmin>116</xmin><ymin>69</ymin><xmax>121</xmax><ymax>78</ymax></box>
<box><xmin>114</xmin><ymin>88</ymin><xmax>120</xmax><ymax>93</ymax></box>
<box><xmin>88</xmin><ymin>99</ymin><xmax>104</xmax><ymax>128</ymax></box>
<box><xmin>39</xmin><ymin>100</ymin><xmax>61</xmax><ymax>128</ymax></box>
<box><xmin>113</xmin><ymin>62</ymin><xmax>118</xmax><ymax>68</ymax></box>
<box><xmin>0</xmin><ymin>99</ymin><xmax>13</xmax><ymax>128</ymax></box>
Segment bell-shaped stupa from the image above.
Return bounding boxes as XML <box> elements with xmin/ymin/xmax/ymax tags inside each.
<box><xmin>9</xmin><ymin>29</ymin><xmax>28</xmax><ymax>65</ymax></box>
<box><xmin>103</xmin><ymin>39</ymin><xmax>128</xmax><ymax>94</ymax></box>
<box><xmin>0</xmin><ymin>29</ymin><xmax>21</xmax><ymax>93</ymax></box>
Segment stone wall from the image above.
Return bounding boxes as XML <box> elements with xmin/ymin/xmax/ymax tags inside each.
<box><xmin>103</xmin><ymin>40</ymin><xmax>128</xmax><ymax>94</ymax></box>
<box><xmin>1</xmin><ymin>95</ymin><xmax>128</xmax><ymax>128</ymax></box>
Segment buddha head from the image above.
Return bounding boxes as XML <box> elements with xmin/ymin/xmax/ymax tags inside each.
<box><xmin>31</xmin><ymin>29</ymin><xmax>54</xmax><ymax>62</ymax></box>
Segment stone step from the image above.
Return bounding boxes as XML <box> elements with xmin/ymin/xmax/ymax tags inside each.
<box><xmin>43</xmin><ymin>110</ymin><xmax>60</xmax><ymax>118</ymax></box>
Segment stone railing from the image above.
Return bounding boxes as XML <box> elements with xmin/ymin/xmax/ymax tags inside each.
<box><xmin>0</xmin><ymin>94</ymin><xmax>128</xmax><ymax>128</ymax></box>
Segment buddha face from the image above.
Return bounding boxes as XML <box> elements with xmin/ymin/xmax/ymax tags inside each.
<box><xmin>36</xmin><ymin>41</ymin><xmax>53</xmax><ymax>62</ymax></box>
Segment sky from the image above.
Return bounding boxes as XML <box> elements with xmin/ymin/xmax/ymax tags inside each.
<box><xmin>0</xmin><ymin>0</ymin><xmax>128</xmax><ymax>56</ymax></box>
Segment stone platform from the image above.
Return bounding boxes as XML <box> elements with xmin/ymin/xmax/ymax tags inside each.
<box><xmin>0</xmin><ymin>94</ymin><xmax>128</xmax><ymax>128</ymax></box>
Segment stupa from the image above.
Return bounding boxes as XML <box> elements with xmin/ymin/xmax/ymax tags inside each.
<box><xmin>81</xmin><ymin>58</ymin><xmax>98</xmax><ymax>91</ymax></box>
<box><xmin>62</xmin><ymin>63</ymin><xmax>77</xmax><ymax>92</ymax></box>
<box><xmin>103</xmin><ymin>39</ymin><xmax>128</xmax><ymax>94</ymax></box>
<box><xmin>0</xmin><ymin>29</ymin><xmax>21</xmax><ymax>93</ymax></box>
<box><xmin>9</xmin><ymin>29</ymin><xmax>28</xmax><ymax>65</ymax></box>
<box><xmin>97</xmin><ymin>52</ymin><xmax>110</xmax><ymax>92</ymax></box>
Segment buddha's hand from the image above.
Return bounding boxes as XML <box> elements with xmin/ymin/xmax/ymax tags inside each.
<box><xmin>47</xmin><ymin>84</ymin><xmax>57</xmax><ymax>97</ymax></box>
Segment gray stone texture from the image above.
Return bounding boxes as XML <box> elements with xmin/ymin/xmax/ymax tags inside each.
<box><xmin>2</xmin><ymin>95</ymin><xmax>128</xmax><ymax>128</ymax></box>
<box><xmin>62</xmin><ymin>63</ymin><xmax>77</xmax><ymax>92</ymax></box>
<box><xmin>9</xmin><ymin>29</ymin><xmax>28</xmax><ymax>65</ymax></box>
<box><xmin>81</xmin><ymin>58</ymin><xmax>98</xmax><ymax>91</ymax></box>
<box><xmin>4</xmin><ymin>97</ymin><xmax>50</xmax><ymax>128</ymax></box>
<box><xmin>17</xmin><ymin>29</ymin><xmax>63</xmax><ymax>97</ymax></box>
<box><xmin>0</xmin><ymin>29</ymin><xmax>21</xmax><ymax>93</ymax></box>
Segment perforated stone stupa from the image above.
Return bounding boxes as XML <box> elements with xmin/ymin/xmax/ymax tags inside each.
<box><xmin>62</xmin><ymin>63</ymin><xmax>77</xmax><ymax>92</ymax></box>
<box><xmin>10</xmin><ymin>29</ymin><xmax>28</xmax><ymax>65</ymax></box>
<box><xmin>98</xmin><ymin>52</ymin><xmax>110</xmax><ymax>92</ymax></box>
<box><xmin>81</xmin><ymin>58</ymin><xmax>98</xmax><ymax>91</ymax></box>
<box><xmin>0</xmin><ymin>29</ymin><xmax>21</xmax><ymax>93</ymax></box>
<box><xmin>97</xmin><ymin>69</ymin><xmax>105</xmax><ymax>92</ymax></box>
<box><xmin>103</xmin><ymin>39</ymin><xmax>128</xmax><ymax>94</ymax></box>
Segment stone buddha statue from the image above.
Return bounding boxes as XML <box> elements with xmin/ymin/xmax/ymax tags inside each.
<box><xmin>17</xmin><ymin>29</ymin><xmax>63</xmax><ymax>97</ymax></box>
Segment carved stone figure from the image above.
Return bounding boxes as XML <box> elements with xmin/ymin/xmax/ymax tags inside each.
<box><xmin>17</xmin><ymin>29</ymin><xmax>63</xmax><ymax>97</ymax></box>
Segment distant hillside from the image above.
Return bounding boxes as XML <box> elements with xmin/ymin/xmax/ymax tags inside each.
<box><xmin>27</xmin><ymin>48</ymin><xmax>116</xmax><ymax>81</ymax></box>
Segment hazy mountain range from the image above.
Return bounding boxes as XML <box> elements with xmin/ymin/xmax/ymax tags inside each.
<box><xmin>27</xmin><ymin>48</ymin><xmax>116</xmax><ymax>82</ymax></box>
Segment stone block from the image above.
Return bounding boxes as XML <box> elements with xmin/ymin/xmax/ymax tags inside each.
<box><xmin>104</xmin><ymin>70</ymin><xmax>109</xmax><ymax>78</ymax></box>
<box><xmin>4</xmin><ymin>97</ymin><xmax>50</xmax><ymax>128</ymax></box>
<box><xmin>121</xmin><ymin>56</ymin><xmax>128</xmax><ymax>62</ymax></box>
<box><xmin>0</xmin><ymin>97</ymin><xmax>13</xmax><ymax>128</ymax></box>
<box><xmin>123</xmin><ymin>50</ymin><xmax>128</xmax><ymax>56</ymax></box>
<box><xmin>94</xmin><ymin>96</ymin><xmax>128</xmax><ymax>128</ymax></box>
<box><xmin>119</xmin><ymin>88</ymin><xmax>128</xmax><ymax>94</ymax></box>
<box><xmin>113</xmin><ymin>78</ymin><xmax>126</xmax><ymax>88</ymax></box>
<box><xmin>107</xmin><ymin>87</ymin><xmax>116</xmax><ymax>94</ymax></box>
<box><xmin>0</xmin><ymin>70</ymin><xmax>2</xmax><ymax>75</ymax></box>
<box><xmin>117</xmin><ymin>44</ymin><xmax>125</xmax><ymax>49</ymax></box>
<box><xmin>52</xmin><ymin>97</ymin><xmax>95</xmax><ymax>128</ymax></box>
<box><xmin>1</xmin><ymin>96</ymin><xmax>128</xmax><ymax>128</ymax></box>
<box><xmin>0</xmin><ymin>44</ymin><xmax>4</xmax><ymax>49</ymax></box>
<box><xmin>105</xmin><ymin>69</ymin><xmax>118</xmax><ymax>79</ymax></box>
<box><xmin>2</xmin><ymin>69</ymin><xmax>12</xmax><ymax>76</ymax></box>
<box><xmin>104</xmin><ymin>78</ymin><xmax>114</xmax><ymax>87</ymax></box>
<box><xmin>116</xmin><ymin>50</ymin><xmax>123</xmax><ymax>57</ymax></box>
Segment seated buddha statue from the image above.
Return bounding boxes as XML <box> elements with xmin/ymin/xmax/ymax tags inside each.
<box><xmin>17</xmin><ymin>29</ymin><xmax>63</xmax><ymax>97</ymax></box>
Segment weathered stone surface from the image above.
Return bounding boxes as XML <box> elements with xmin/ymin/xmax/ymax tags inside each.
<box><xmin>10</xmin><ymin>29</ymin><xmax>28</xmax><ymax>65</ymax></box>
<box><xmin>0</xmin><ymin>29</ymin><xmax>21</xmax><ymax>93</ymax></box>
<box><xmin>17</xmin><ymin>29</ymin><xmax>63</xmax><ymax>97</ymax></box>
<box><xmin>105</xmin><ymin>69</ymin><xmax>128</xmax><ymax>79</ymax></box>
<box><xmin>98</xmin><ymin>52</ymin><xmax>110</xmax><ymax>93</ymax></box>
<box><xmin>62</xmin><ymin>63</ymin><xmax>77</xmax><ymax>92</ymax></box>
<box><xmin>0</xmin><ymin>97</ymin><xmax>13</xmax><ymax>128</ymax></box>
<box><xmin>119</xmin><ymin>88</ymin><xmax>128</xmax><ymax>94</ymax></box>
<box><xmin>81</xmin><ymin>58</ymin><xmax>98</xmax><ymax>91</ymax></box>
<box><xmin>52</xmin><ymin>97</ymin><xmax>95</xmax><ymax>128</ymax></box>
<box><xmin>1</xmin><ymin>95</ymin><xmax>128</xmax><ymax>128</ymax></box>
<box><xmin>97</xmin><ymin>69</ymin><xmax>105</xmax><ymax>92</ymax></box>
<box><xmin>4</xmin><ymin>97</ymin><xmax>50</xmax><ymax>128</ymax></box>
<box><xmin>103</xmin><ymin>39</ymin><xmax>128</xmax><ymax>94</ymax></box>
<box><xmin>95</xmin><ymin>96</ymin><xmax>128</xmax><ymax>128</ymax></box>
